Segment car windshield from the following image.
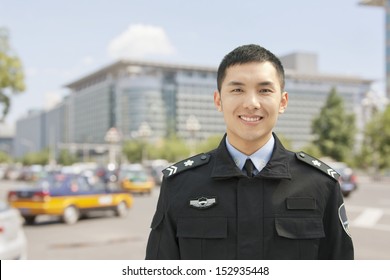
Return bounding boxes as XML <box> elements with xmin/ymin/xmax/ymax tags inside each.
<box><xmin>34</xmin><ymin>174</ymin><xmax>70</xmax><ymax>190</ymax></box>
<box><xmin>121</xmin><ymin>170</ymin><xmax>148</xmax><ymax>182</ymax></box>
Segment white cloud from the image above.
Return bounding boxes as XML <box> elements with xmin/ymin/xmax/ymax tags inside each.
<box><xmin>44</xmin><ymin>91</ymin><xmax>62</xmax><ymax>110</ymax></box>
<box><xmin>107</xmin><ymin>24</ymin><xmax>175</xmax><ymax>59</ymax></box>
<box><xmin>81</xmin><ymin>55</ymin><xmax>95</xmax><ymax>66</ymax></box>
<box><xmin>26</xmin><ymin>67</ymin><xmax>38</xmax><ymax>78</ymax></box>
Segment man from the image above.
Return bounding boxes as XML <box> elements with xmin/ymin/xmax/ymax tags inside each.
<box><xmin>145</xmin><ymin>44</ymin><xmax>354</xmax><ymax>260</ymax></box>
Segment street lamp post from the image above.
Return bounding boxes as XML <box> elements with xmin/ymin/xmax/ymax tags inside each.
<box><xmin>137</xmin><ymin>122</ymin><xmax>152</xmax><ymax>164</ymax></box>
<box><xmin>361</xmin><ymin>91</ymin><xmax>381</xmax><ymax>180</ymax></box>
<box><xmin>104</xmin><ymin>127</ymin><xmax>121</xmax><ymax>170</ymax></box>
<box><xmin>186</xmin><ymin>115</ymin><xmax>201</xmax><ymax>156</ymax></box>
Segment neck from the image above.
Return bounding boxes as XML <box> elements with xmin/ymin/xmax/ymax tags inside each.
<box><xmin>227</xmin><ymin>134</ymin><xmax>272</xmax><ymax>156</ymax></box>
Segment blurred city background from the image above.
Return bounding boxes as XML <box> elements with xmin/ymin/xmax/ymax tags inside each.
<box><xmin>1</xmin><ymin>0</ymin><xmax>390</xmax><ymax>260</ymax></box>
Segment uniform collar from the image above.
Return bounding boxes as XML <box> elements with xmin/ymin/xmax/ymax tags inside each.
<box><xmin>211</xmin><ymin>133</ymin><xmax>291</xmax><ymax>180</ymax></box>
<box><xmin>225</xmin><ymin>136</ymin><xmax>274</xmax><ymax>174</ymax></box>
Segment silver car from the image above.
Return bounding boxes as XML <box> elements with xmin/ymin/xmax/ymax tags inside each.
<box><xmin>329</xmin><ymin>162</ymin><xmax>358</xmax><ymax>197</ymax></box>
<box><xmin>0</xmin><ymin>201</ymin><xmax>27</xmax><ymax>259</ymax></box>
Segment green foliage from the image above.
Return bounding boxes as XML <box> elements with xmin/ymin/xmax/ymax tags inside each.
<box><xmin>359</xmin><ymin>105</ymin><xmax>390</xmax><ymax>171</ymax></box>
<box><xmin>196</xmin><ymin>134</ymin><xmax>222</xmax><ymax>153</ymax></box>
<box><xmin>311</xmin><ymin>87</ymin><xmax>356</xmax><ymax>162</ymax></box>
<box><xmin>122</xmin><ymin>140</ymin><xmax>144</xmax><ymax>163</ymax></box>
<box><xmin>275</xmin><ymin>134</ymin><xmax>293</xmax><ymax>151</ymax></box>
<box><xmin>21</xmin><ymin>149</ymin><xmax>49</xmax><ymax>166</ymax></box>
<box><xmin>157</xmin><ymin>135</ymin><xmax>190</xmax><ymax>162</ymax></box>
<box><xmin>0</xmin><ymin>150</ymin><xmax>11</xmax><ymax>163</ymax></box>
<box><xmin>57</xmin><ymin>149</ymin><xmax>77</xmax><ymax>166</ymax></box>
<box><xmin>301</xmin><ymin>143</ymin><xmax>323</xmax><ymax>159</ymax></box>
<box><xmin>0</xmin><ymin>27</ymin><xmax>25</xmax><ymax>121</ymax></box>
<box><xmin>122</xmin><ymin>136</ymin><xmax>190</xmax><ymax>163</ymax></box>
<box><xmin>122</xmin><ymin>134</ymin><xmax>225</xmax><ymax>163</ymax></box>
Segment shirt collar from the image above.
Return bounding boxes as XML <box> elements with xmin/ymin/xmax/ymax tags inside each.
<box><xmin>225</xmin><ymin>135</ymin><xmax>275</xmax><ymax>173</ymax></box>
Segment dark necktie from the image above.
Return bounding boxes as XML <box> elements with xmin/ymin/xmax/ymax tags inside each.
<box><xmin>243</xmin><ymin>158</ymin><xmax>255</xmax><ymax>177</ymax></box>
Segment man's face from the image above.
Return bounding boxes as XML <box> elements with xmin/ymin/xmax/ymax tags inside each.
<box><xmin>214</xmin><ymin>62</ymin><xmax>288</xmax><ymax>155</ymax></box>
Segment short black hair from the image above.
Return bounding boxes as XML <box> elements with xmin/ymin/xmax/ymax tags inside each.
<box><xmin>217</xmin><ymin>44</ymin><xmax>285</xmax><ymax>92</ymax></box>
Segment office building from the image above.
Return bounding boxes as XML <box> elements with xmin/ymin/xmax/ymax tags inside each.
<box><xmin>14</xmin><ymin>54</ymin><xmax>372</xmax><ymax>158</ymax></box>
<box><xmin>0</xmin><ymin>122</ymin><xmax>14</xmax><ymax>155</ymax></box>
<box><xmin>13</xmin><ymin>110</ymin><xmax>46</xmax><ymax>158</ymax></box>
<box><xmin>278</xmin><ymin>52</ymin><xmax>371</xmax><ymax>149</ymax></box>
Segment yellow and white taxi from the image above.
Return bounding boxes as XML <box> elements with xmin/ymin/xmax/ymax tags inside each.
<box><xmin>8</xmin><ymin>173</ymin><xmax>133</xmax><ymax>225</ymax></box>
<box><xmin>119</xmin><ymin>164</ymin><xmax>155</xmax><ymax>194</ymax></box>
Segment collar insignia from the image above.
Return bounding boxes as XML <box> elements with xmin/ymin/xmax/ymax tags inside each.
<box><xmin>189</xmin><ymin>197</ymin><xmax>217</xmax><ymax>209</ymax></box>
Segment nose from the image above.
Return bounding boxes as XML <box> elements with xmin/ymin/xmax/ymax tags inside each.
<box><xmin>243</xmin><ymin>91</ymin><xmax>261</xmax><ymax>110</ymax></box>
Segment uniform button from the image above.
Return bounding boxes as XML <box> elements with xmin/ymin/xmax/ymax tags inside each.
<box><xmin>299</xmin><ymin>152</ymin><xmax>305</xmax><ymax>158</ymax></box>
<box><xmin>200</xmin><ymin>155</ymin><xmax>207</xmax><ymax>160</ymax></box>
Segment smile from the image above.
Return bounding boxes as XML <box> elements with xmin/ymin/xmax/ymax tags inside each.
<box><xmin>239</xmin><ymin>115</ymin><xmax>263</xmax><ymax>122</ymax></box>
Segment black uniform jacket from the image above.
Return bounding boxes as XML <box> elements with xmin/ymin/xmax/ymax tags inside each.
<box><xmin>146</xmin><ymin>134</ymin><xmax>354</xmax><ymax>260</ymax></box>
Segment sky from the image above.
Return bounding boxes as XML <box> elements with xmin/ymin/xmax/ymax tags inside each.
<box><xmin>0</xmin><ymin>0</ymin><xmax>385</xmax><ymax>129</ymax></box>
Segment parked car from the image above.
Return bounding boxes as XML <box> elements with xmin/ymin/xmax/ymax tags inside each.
<box><xmin>328</xmin><ymin>161</ymin><xmax>358</xmax><ymax>197</ymax></box>
<box><xmin>147</xmin><ymin>159</ymin><xmax>169</xmax><ymax>186</ymax></box>
<box><xmin>119</xmin><ymin>164</ymin><xmax>155</xmax><ymax>194</ymax></box>
<box><xmin>7</xmin><ymin>173</ymin><xmax>133</xmax><ymax>225</ymax></box>
<box><xmin>0</xmin><ymin>201</ymin><xmax>28</xmax><ymax>259</ymax></box>
<box><xmin>17</xmin><ymin>165</ymin><xmax>47</xmax><ymax>181</ymax></box>
<box><xmin>0</xmin><ymin>164</ymin><xmax>7</xmax><ymax>180</ymax></box>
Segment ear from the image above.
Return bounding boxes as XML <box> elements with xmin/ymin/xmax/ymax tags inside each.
<box><xmin>214</xmin><ymin>90</ymin><xmax>222</xmax><ymax>112</ymax></box>
<box><xmin>279</xmin><ymin>91</ymin><xmax>288</xmax><ymax>114</ymax></box>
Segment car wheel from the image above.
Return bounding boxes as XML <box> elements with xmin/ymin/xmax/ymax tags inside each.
<box><xmin>24</xmin><ymin>216</ymin><xmax>36</xmax><ymax>225</ymax></box>
<box><xmin>62</xmin><ymin>206</ymin><xmax>80</xmax><ymax>225</ymax></box>
<box><xmin>115</xmin><ymin>201</ymin><xmax>128</xmax><ymax>218</ymax></box>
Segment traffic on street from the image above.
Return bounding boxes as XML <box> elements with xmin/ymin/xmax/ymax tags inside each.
<box><xmin>0</xmin><ymin>172</ymin><xmax>389</xmax><ymax>260</ymax></box>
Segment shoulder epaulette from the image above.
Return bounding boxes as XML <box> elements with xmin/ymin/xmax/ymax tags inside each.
<box><xmin>162</xmin><ymin>153</ymin><xmax>211</xmax><ymax>178</ymax></box>
<box><xmin>296</xmin><ymin>152</ymin><xmax>340</xmax><ymax>181</ymax></box>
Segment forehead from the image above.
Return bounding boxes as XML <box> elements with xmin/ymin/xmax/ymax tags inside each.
<box><xmin>223</xmin><ymin>62</ymin><xmax>281</xmax><ymax>87</ymax></box>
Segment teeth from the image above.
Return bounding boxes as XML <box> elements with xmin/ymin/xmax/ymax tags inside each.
<box><xmin>240</xmin><ymin>116</ymin><xmax>261</xmax><ymax>122</ymax></box>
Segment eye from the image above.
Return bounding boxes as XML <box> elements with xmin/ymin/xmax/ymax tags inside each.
<box><xmin>231</xmin><ymin>88</ymin><xmax>243</xmax><ymax>93</ymax></box>
<box><xmin>259</xmin><ymin>89</ymin><xmax>272</xmax><ymax>94</ymax></box>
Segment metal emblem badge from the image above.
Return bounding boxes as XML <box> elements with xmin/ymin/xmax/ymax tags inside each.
<box><xmin>189</xmin><ymin>197</ymin><xmax>217</xmax><ymax>209</ymax></box>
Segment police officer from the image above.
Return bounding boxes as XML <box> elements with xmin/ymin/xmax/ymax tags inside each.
<box><xmin>145</xmin><ymin>44</ymin><xmax>354</xmax><ymax>260</ymax></box>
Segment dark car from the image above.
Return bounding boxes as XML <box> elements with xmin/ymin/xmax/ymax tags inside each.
<box><xmin>329</xmin><ymin>162</ymin><xmax>358</xmax><ymax>197</ymax></box>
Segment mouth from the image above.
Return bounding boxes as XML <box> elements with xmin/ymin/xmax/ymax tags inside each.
<box><xmin>239</xmin><ymin>115</ymin><xmax>263</xmax><ymax>123</ymax></box>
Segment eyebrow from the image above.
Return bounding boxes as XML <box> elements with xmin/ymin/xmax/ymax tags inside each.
<box><xmin>226</xmin><ymin>80</ymin><xmax>276</xmax><ymax>87</ymax></box>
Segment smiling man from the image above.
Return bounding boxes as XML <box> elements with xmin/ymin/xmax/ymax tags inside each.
<box><xmin>145</xmin><ymin>44</ymin><xmax>354</xmax><ymax>260</ymax></box>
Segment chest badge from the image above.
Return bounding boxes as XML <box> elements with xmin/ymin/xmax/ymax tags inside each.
<box><xmin>189</xmin><ymin>197</ymin><xmax>217</xmax><ymax>209</ymax></box>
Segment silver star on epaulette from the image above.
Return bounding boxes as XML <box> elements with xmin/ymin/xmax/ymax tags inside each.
<box><xmin>312</xmin><ymin>160</ymin><xmax>321</xmax><ymax>167</ymax></box>
<box><xmin>184</xmin><ymin>160</ymin><xmax>194</xmax><ymax>167</ymax></box>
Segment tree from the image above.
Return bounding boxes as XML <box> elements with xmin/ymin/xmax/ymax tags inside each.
<box><xmin>195</xmin><ymin>134</ymin><xmax>221</xmax><ymax>153</ymax></box>
<box><xmin>311</xmin><ymin>87</ymin><xmax>356</xmax><ymax>162</ymax></box>
<box><xmin>0</xmin><ymin>150</ymin><xmax>11</xmax><ymax>163</ymax></box>
<box><xmin>21</xmin><ymin>149</ymin><xmax>49</xmax><ymax>166</ymax></box>
<box><xmin>122</xmin><ymin>135</ymin><xmax>191</xmax><ymax>163</ymax></box>
<box><xmin>0</xmin><ymin>27</ymin><xmax>25</xmax><ymax>121</ymax></box>
<box><xmin>57</xmin><ymin>149</ymin><xmax>77</xmax><ymax>166</ymax></box>
<box><xmin>359</xmin><ymin>105</ymin><xmax>390</xmax><ymax>172</ymax></box>
<box><xmin>122</xmin><ymin>140</ymin><xmax>145</xmax><ymax>163</ymax></box>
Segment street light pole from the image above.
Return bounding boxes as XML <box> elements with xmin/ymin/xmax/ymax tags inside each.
<box><xmin>104</xmin><ymin>127</ymin><xmax>121</xmax><ymax>170</ymax></box>
<box><xmin>137</xmin><ymin>122</ymin><xmax>152</xmax><ymax>164</ymax></box>
<box><xmin>186</xmin><ymin>115</ymin><xmax>201</xmax><ymax>156</ymax></box>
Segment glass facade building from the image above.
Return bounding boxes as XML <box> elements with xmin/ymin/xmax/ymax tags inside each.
<box><xmin>14</xmin><ymin>56</ymin><xmax>372</xmax><ymax>158</ymax></box>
